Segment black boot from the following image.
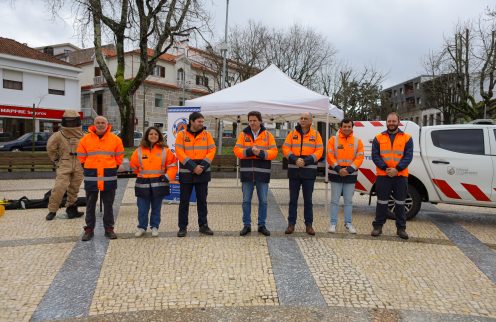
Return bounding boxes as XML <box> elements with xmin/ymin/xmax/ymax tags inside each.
<box><xmin>397</xmin><ymin>228</ymin><xmax>409</xmax><ymax>240</ymax></box>
<box><xmin>371</xmin><ymin>226</ymin><xmax>382</xmax><ymax>237</ymax></box>
<box><xmin>46</xmin><ymin>212</ymin><xmax>56</xmax><ymax>221</ymax></box>
<box><xmin>66</xmin><ymin>205</ymin><xmax>84</xmax><ymax>219</ymax></box>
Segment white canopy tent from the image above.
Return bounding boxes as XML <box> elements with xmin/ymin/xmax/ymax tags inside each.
<box><xmin>185</xmin><ymin>64</ymin><xmax>343</xmax><ymax>122</ymax></box>
<box><xmin>185</xmin><ymin>64</ymin><xmax>344</xmax><ymax>210</ymax></box>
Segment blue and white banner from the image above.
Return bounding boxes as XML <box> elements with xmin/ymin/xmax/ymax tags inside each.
<box><xmin>164</xmin><ymin>106</ymin><xmax>201</xmax><ymax>203</ymax></box>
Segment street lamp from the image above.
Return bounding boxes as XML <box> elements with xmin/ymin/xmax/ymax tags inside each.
<box><xmin>220</xmin><ymin>0</ymin><xmax>229</xmax><ymax>91</ymax></box>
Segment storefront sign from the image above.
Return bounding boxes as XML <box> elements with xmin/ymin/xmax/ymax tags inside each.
<box><xmin>0</xmin><ymin>105</ymin><xmax>82</xmax><ymax>120</ymax></box>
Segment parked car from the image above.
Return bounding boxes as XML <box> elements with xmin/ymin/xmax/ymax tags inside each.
<box><xmin>0</xmin><ymin>133</ymin><xmax>14</xmax><ymax>142</ymax></box>
<box><xmin>351</xmin><ymin>121</ymin><xmax>496</xmax><ymax>220</ymax></box>
<box><xmin>113</xmin><ymin>130</ymin><xmax>143</xmax><ymax>147</ymax></box>
<box><xmin>0</xmin><ymin>132</ymin><xmax>51</xmax><ymax>151</ymax></box>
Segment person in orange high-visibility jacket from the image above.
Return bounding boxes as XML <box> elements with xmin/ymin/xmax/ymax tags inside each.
<box><xmin>371</xmin><ymin>112</ymin><xmax>413</xmax><ymax>240</ymax></box>
<box><xmin>77</xmin><ymin>116</ymin><xmax>124</xmax><ymax>241</ymax></box>
<box><xmin>174</xmin><ymin>112</ymin><xmax>216</xmax><ymax>238</ymax></box>
<box><xmin>326</xmin><ymin>118</ymin><xmax>364</xmax><ymax>234</ymax></box>
<box><xmin>234</xmin><ymin>111</ymin><xmax>277</xmax><ymax>237</ymax></box>
<box><xmin>130</xmin><ymin>127</ymin><xmax>177</xmax><ymax>238</ymax></box>
<box><xmin>282</xmin><ymin>112</ymin><xmax>323</xmax><ymax>236</ymax></box>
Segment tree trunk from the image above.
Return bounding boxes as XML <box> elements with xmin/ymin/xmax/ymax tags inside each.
<box><xmin>119</xmin><ymin>98</ymin><xmax>135</xmax><ymax>148</ymax></box>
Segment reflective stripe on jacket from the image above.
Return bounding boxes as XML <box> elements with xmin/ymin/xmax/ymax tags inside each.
<box><xmin>130</xmin><ymin>145</ymin><xmax>178</xmax><ymax>198</ymax></box>
<box><xmin>282</xmin><ymin>126</ymin><xmax>323</xmax><ymax>179</ymax></box>
<box><xmin>375</xmin><ymin>131</ymin><xmax>411</xmax><ymax>177</ymax></box>
<box><xmin>326</xmin><ymin>130</ymin><xmax>364</xmax><ymax>183</ymax></box>
<box><xmin>174</xmin><ymin>126</ymin><xmax>216</xmax><ymax>183</ymax></box>
<box><xmin>233</xmin><ymin>126</ymin><xmax>278</xmax><ymax>183</ymax></box>
<box><xmin>77</xmin><ymin>124</ymin><xmax>124</xmax><ymax>191</ymax></box>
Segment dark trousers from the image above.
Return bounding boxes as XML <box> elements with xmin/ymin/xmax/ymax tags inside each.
<box><xmin>178</xmin><ymin>182</ymin><xmax>208</xmax><ymax>229</ymax></box>
<box><xmin>85</xmin><ymin>189</ymin><xmax>116</xmax><ymax>230</ymax></box>
<box><xmin>288</xmin><ymin>178</ymin><xmax>315</xmax><ymax>225</ymax></box>
<box><xmin>373</xmin><ymin>176</ymin><xmax>407</xmax><ymax>229</ymax></box>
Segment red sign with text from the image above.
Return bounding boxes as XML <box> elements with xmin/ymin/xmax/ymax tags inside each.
<box><xmin>0</xmin><ymin>105</ymin><xmax>83</xmax><ymax>120</ymax></box>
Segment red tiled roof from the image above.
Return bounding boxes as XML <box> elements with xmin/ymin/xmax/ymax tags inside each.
<box><xmin>143</xmin><ymin>80</ymin><xmax>179</xmax><ymax>90</ymax></box>
<box><xmin>159</xmin><ymin>53</ymin><xmax>176</xmax><ymax>62</ymax></box>
<box><xmin>81</xmin><ymin>79</ymin><xmax>180</xmax><ymax>91</ymax></box>
<box><xmin>101</xmin><ymin>47</ymin><xmax>117</xmax><ymax>57</ymax></box>
<box><xmin>130</xmin><ymin>48</ymin><xmax>177</xmax><ymax>63</ymax></box>
<box><xmin>191</xmin><ymin>62</ymin><xmax>215</xmax><ymax>74</ymax></box>
<box><xmin>190</xmin><ymin>88</ymin><xmax>210</xmax><ymax>95</ymax></box>
<box><xmin>0</xmin><ymin>37</ymin><xmax>76</xmax><ymax>67</ymax></box>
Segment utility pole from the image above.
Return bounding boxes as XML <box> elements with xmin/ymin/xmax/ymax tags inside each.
<box><xmin>218</xmin><ymin>0</ymin><xmax>229</xmax><ymax>155</ymax></box>
<box><xmin>32</xmin><ymin>103</ymin><xmax>35</xmax><ymax>152</ymax></box>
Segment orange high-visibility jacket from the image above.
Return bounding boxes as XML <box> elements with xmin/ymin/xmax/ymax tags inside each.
<box><xmin>175</xmin><ymin>126</ymin><xmax>216</xmax><ymax>183</ymax></box>
<box><xmin>233</xmin><ymin>126</ymin><xmax>278</xmax><ymax>183</ymax></box>
<box><xmin>375</xmin><ymin>131</ymin><xmax>411</xmax><ymax>177</ymax></box>
<box><xmin>326</xmin><ymin>130</ymin><xmax>364</xmax><ymax>183</ymax></box>
<box><xmin>77</xmin><ymin>125</ymin><xmax>124</xmax><ymax>191</ymax></box>
<box><xmin>282</xmin><ymin>126</ymin><xmax>323</xmax><ymax>179</ymax></box>
<box><xmin>130</xmin><ymin>145</ymin><xmax>178</xmax><ymax>180</ymax></box>
<box><xmin>130</xmin><ymin>144</ymin><xmax>178</xmax><ymax>198</ymax></box>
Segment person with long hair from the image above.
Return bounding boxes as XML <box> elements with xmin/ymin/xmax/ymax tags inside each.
<box><xmin>130</xmin><ymin>127</ymin><xmax>177</xmax><ymax>237</ymax></box>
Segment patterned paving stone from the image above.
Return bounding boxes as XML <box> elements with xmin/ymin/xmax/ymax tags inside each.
<box><xmin>0</xmin><ymin>209</ymin><xmax>85</xmax><ymax>241</ymax></box>
<box><xmin>279</xmin><ymin>206</ymin><xmax>448</xmax><ymax>240</ymax></box>
<box><xmin>459</xmin><ymin>222</ymin><xmax>496</xmax><ymax>246</ymax></box>
<box><xmin>0</xmin><ymin>243</ymin><xmax>74</xmax><ymax>322</ymax></box>
<box><xmin>0</xmin><ymin>189</ymin><xmax>85</xmax><ymax>201</ymax></box>
<box><xmin>298</xmin><ymin>238</ymin><xmax>496</xmax><ymax>318</ymax></box>
<box><xmin>89</xmin><ymin>237</ymin><xmax>278</xmax><ymax>315</ymax></box>
<box><xmin>0</xmin><ymin>179</ymin><xmax>80</xmax><ymax>191</ymax></box>
<box><xmin>115</xmin><ymin>204</ymin><xmax>267</xmax><ymax>234</ymax></box>
<box><xmin>121</xmin><ymin>186</ymin><xmax>246</xmax><ymax>204</ymax></box>
<box><xmin>271</xmin><ymin>187</ymin><xmax>371</xmax><ymax>207</ymax></box>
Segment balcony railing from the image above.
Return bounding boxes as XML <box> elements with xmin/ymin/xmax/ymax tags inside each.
<box><xmin>94</xmin><ymin>76</ymin><xmax>105</xmax><ymax>86</ymax></box>
<box><xmin>81</xmin><ymin>107</ymin><xmax>99</xmax><ymax>120</ymax></box>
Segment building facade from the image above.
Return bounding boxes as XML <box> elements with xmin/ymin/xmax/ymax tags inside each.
<box><xmin>0</xmin><ymin>37</ymin><xmax>81</xmax><ymax>138</ymax></box>
<box><xmin>382</xmin><ymin>75</ymin><xmax>445</xmax><ymax>126</ymax></box>
<box><xmin>54</xmin><ymin>42</ymin><xmax>249</xmax><ymax>133</ymax></box>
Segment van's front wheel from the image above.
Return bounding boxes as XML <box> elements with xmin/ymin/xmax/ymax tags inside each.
<box><xmin>387</xmin><ymin>184</ymin><xmax>421</xmax><ymax>220</ymax></box>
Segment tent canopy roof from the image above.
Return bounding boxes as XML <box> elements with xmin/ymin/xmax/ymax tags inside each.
<box><xmin>185</xmin><ymin>64</ymin><xmax>343</xmax><ymax>122</ymax></box>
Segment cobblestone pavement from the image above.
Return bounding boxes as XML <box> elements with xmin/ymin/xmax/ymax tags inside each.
<box><xmin>0</xmin><ymin>178</ymin><xmax>495</xmax><ymax>321</ymax></box>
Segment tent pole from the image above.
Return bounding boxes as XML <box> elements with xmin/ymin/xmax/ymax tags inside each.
<box><xmin>236</xmin><ymin>117</ymin><xmax>240</xmax><ymax>186</ymax></box>
<box><xmin>325</xmin><ymin>113</ymin><xmax>330</xmax><ymax>216</ymax></box>
<box><xmin>218</xmin><ymin>119</ymin><xmax>223</xmax><ymax>155</ymax></box>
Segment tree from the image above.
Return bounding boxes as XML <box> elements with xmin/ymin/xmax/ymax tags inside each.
<box><xmin>48</xmin><ymin>0</ymin><xmax>207</xmax><ymax>146</ymax></box>
<box><xmin>321</xmin><ymin>62</ymin><xmax>386</xmax><ymax>120</ymax></box>
<box><xmin>476</xmin><ymin>8</ymin><xmax>496</xmax><ymax>118</ymax></box>
<box><xmin>264</xmin><ymin>24</ymin><xmax>337</xmax><ymax>91</ymax></box>
<box><xmin>423</xmin><ymin>12</ymin><xmax>496</xmax><ymax>122</ymax></box>
<box><xmin>205</xmin><ymin>21</ymin><xmax>336</xmax><ymax>91</ymax></box>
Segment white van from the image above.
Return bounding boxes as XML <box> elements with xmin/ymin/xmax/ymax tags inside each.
<box><xmin>351</xmin><ymin>121</ymin><xmax>496</xmax><ymax>219</ymax></box>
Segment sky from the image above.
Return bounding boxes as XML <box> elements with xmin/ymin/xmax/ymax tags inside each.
<box><xmin>1</xmin><ymin>0</ymin><xmax>494</xmax><ymax>88</ymax></box>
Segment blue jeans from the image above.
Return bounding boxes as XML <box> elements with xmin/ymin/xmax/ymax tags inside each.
<box><xmin>330</xmin><ymin>181</ymin><xmax>355</xmax><ymax>225</ymax></box>
<box><xmin>137</xmin><ymin>196</ymin><xmax>164</xmax><ymax>230</ymax></box>
<box><xmin>288</xmin><ymin>178</ymin><xmax>315</xmax><ymax>225</ymax></box>
<box><xmin>242</xmin><ymin>181</ymin><xmax>268</xmax><ymax>227</ymax></box>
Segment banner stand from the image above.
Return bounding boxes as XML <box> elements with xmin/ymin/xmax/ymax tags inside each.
<box><xmin>164</xmin><ymin>106</ymin><xmax>201</xmax><ymax>204</ymax></box>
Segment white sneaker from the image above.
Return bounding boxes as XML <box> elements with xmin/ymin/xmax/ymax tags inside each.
<box><xmin>345</xmin><ymin>223</ymin><xmax>357</xmax><ymax>234</ymax></box>
<box><xmin>151</xmin><ymin>227</ymin><xmax>159</xmax><ymax>237</ymax></box>
<box><xmin>328</xmin><ymin>224</ymin><xmax>336</xmax><ymax>233</ymax></box>
<box><xmin>135</xmin><ymin>228</ymin><xmax>145</xmax><ymax>237</ymax></box>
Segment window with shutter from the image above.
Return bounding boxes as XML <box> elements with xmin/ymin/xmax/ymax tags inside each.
<box><xmin>48</xmin><ymin>77</ymin><xmax>65</xmax><ymax>95</ymax></box>
<box><xmin>3</xmin><ymin>69</ymin><xmax>23</xmax><ymax>90</ymax></box>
